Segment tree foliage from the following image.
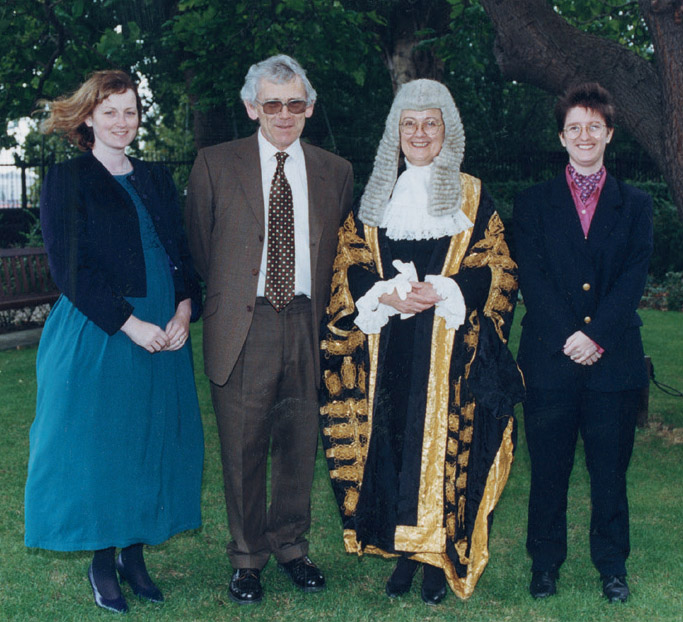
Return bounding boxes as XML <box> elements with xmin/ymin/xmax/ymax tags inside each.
<box><xmin>163</xmin><ymin>0</ymin><xmax>390</xmax><ymax>150</ymax></box>
<box><xmin>479</xmin><ymin>0</ymin><xmax>683</xmax><ymax>218</ymax></box>
<box><xmin>1</xmin><ymin>0</ymin><xmax>680</xmax><ymax>213</ymax></box>
<box><xmin>0</xmin><ymin>0</ymin><xmax>158</xmax><ymax>148</ymax></box>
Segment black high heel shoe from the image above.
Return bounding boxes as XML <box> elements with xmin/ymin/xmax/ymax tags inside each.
<box><xmin>116</xmin><ymin>553</ymin><xmax>164</xmax><ymax>603</ymax></box>
<box><xmin>88</xmin><ymin>563</ymin><xmax>129</xmax><ymax>614</ymax></box>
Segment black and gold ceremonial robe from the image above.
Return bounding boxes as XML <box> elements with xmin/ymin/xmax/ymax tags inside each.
<box><xmin>320</xmin><ymin>173</ymin><xmax>524</xmax><ymax>599</ymax></box>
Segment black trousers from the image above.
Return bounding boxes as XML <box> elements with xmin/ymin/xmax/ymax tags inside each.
<box><xmin>524</xmin><ymin>387</ymin><xmax>639</xmax><ymax>577</ymax></box>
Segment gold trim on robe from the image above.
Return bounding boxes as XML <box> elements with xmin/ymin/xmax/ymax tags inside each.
<box><xmin>320</xmin><ymin>173</ymin><xmax>521</xmax><ymax>599</ymax></box>
<box><xmin>395</xmin><ymin>175</ymin><xmax>479</xmax><ymax>552</ymax></box>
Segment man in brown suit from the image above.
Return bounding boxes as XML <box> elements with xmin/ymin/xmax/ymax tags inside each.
<box><xmin>185</xmin><ymin>55</ymin><xmax>353</xmax><ymax>605</ymax></box>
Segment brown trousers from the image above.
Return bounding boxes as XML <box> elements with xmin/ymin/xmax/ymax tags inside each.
<box><xmin>210</xmin><ymin>296</ymin><xmax>318</xmax><ymax>570</ymax></box>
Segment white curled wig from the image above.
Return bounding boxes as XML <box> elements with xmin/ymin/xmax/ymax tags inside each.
<box><xmin>359</xmin><ymin>79</ymin><xmax>466</xmax><ymax>226</ymax></box>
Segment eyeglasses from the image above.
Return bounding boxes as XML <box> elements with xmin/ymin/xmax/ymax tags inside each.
<box><xmin>399</xmin><ymin>118</ymin><xmax>443</xmax><ymax>137</ymax></box>
<box><xmin>255</xmin><ymin>99</ymin><xmax>308</xmax><ymax>115</ymax></box>
<box><xmin>562</xmin><ymin>122</ymin><xmax>607</xmax><ymax>139</ymax></box>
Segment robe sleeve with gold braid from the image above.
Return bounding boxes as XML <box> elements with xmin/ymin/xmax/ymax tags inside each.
<box><xmin>320</xmin><ymin>173</ymin><xmax>524</xmax><ymax>599</ymax></box>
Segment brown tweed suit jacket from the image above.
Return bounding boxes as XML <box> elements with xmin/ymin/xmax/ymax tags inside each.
<box><xmin>185</xmin><ymin>132</ymin><xmax>353</xmax><ymax>386</ymax></box>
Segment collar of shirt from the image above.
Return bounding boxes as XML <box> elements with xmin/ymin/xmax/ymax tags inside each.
<box><xmin>565</xmin><ymin>164</ymin><xmax>607</xmax><ymax>238</ymax></box>
<box><xmin>257</xmin><ymin>130</ymin><xmax>305</xmax><ymax>179</ymax></box>
<box><xmin>381</xmin><ymin>161</ymin><xmax>473</xmax><ymax>240</ymax></box>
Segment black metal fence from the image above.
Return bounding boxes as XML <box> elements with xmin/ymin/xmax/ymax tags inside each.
<box><xmin>0</xmin><ymin>149</ymin><xmax>664</xmax><ymax>214</ymax></box>
<box><xmin>0</xmin><ymin>153</ymin><xmax>196</xmax><ymax>211</ymax></box>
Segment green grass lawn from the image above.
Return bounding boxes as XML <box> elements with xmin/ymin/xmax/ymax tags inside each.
<box><xmin>0</xmin><ymin>309</ymin><xmax>681</xmax><ymax>621</ymax></box>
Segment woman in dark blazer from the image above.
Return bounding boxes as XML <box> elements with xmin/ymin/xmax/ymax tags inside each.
<box><xmin>24</xmin><ymin>71</ymin><xmax>204</xmax><ymax>614</ymax></box>
<box><xmin>513</xmin><ymin>83</ymin><xmax>653</xmax><ymax>603</ymax></box>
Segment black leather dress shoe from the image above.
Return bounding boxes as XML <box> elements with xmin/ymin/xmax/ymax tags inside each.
<box><xmin>602</xmin><ymin>575</ymin><xmax>629</xmax><ymax>602</ymax></box>
<box><xmin>278</xmin><ymin>556</ymin><xmax>325</xmax><ymax>592</ymax></box>
<box><xmin>385</xmin><ymin>558</ymin><xmax>419</xmax><ymax>597</ymax></box>
<box><xmin>421</xmin><ymin>564</ymin><xmax>447</xmax><ymax>605</ymax></box>
<box><xmin>88</xmin><ymin>563</ymin><xmax>129</xmax><ymax>614</ymax></box>
<box><xmin>529</xmin><ymin>570</ymin><xmax>558</xmax><ymax>598</ymax></box>
<box><xmin>116</xmin><ymin>554</ymin><xmax>164</xmax><ymax>603</ymax></box>
<box><xmin>229</xmin><ymin>568</ymin><xmax>262</xmax><ymax>605</ymax></box>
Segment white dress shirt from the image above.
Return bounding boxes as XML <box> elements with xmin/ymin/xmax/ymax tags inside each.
<box><xmin>256</xmin><ymin>130</ymin><xmax>311</xmax><ymax>298</ymax></box>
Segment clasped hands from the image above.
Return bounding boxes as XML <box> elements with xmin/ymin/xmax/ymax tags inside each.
<box><xmin>375</xmin><ymin>259</ymin><xmax>442</xmax><ymax>315</ymax></box>
<box><xmin>120</xmin><ymin>299</ymin><xmax>192</xmax><ymax>353</ymax></box>
<box><xmin>379</xmin><ymin>281</ymin><xmax>442</xmax><ymax>314</ymax></box>
<box><xmin>563</xmin><ymin>330</ymin><xmax>602</xmax><ymax>366</ymax></box>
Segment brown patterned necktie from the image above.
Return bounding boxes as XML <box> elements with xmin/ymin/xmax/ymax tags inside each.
<box><xmin>264</xmin><ymin>151</ymin><xmax>295</xmax><ymax>311</ymax></box>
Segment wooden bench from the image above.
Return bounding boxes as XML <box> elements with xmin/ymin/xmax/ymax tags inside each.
<box><xmin>0</xmin><ymin>247</ymin><xmax>60</xmax><ymax>311</ymax></box>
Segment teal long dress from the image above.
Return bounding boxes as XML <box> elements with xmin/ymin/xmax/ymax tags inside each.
<box><xmin>24</xmin><ymin>174</ymin><xmax>204</xmax><ymax>551</ymax></box>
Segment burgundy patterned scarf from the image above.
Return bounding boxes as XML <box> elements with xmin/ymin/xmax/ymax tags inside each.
<box><xmin>568</xmin><ymin>164</ymin><xmax>605</xmax><ymax>204</ymax></box>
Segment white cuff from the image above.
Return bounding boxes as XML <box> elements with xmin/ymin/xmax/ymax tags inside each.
<box><xmin>354</xmin><ymin>260</ymin><xmax>418</xmax><ymax>334</ymax></box>
<box><xmin>425</xmin><ymin>275</ymin><xmax>466</xmax><ymax>330</ymax></box>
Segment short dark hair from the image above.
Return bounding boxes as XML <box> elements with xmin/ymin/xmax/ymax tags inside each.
<box><xmin>554</xmin><ymin>82</ymin><xmax>615</xmax><ymax>132</ymax></box>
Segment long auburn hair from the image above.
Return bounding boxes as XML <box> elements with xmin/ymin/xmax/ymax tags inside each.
<box><xmin>40</xmin><ymin>70</ymin><xmax>142</xmax><ymax>151</ymax></box>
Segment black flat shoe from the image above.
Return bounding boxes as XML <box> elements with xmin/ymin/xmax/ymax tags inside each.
<box><xmin>385</xmin><ymin>558</ymin><xmax>419</xmax><ymax>597</ymax></box>
<box><xmin>116</xmin><ymin>553</ymin><xmax>164</xmax><ymax>603</ymax></box>
<box><xmin>278</xmin><ymin>555</ymin><xmax>325</xmax><ymax>592</ymax></box>
<box><xmin>421</xmin><ymin>564</ymin><xmax>447</xmax><ymax>605</ymax></box>
<box><xmin>529</xmin><ymin>570</ymin><xmax>558</xmax><ymax>599</ymax></box>
<box><xmin>229</xmin><ymin>568</ymin><xmax>263</xmax><ymax>605</ymax></box>
<box><xmin>602</xmin><ymin>575</ymin><xmax>629</xmax><ymax>602</ymax></box>
<box><xmin>88</xmin><ymin>563</ymin><xmax>129</xmax><ymax>614</ymax></box>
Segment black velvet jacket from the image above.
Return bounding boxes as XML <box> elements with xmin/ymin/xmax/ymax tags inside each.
<box><xmin>40</xmin><ymin>152</ymin><xmax>202</xmax><ymax>335</ymax></box>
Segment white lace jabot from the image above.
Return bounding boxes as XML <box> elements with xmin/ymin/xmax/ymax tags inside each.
<box><xmin>380</xmin><ymin>162</ymin><xmax>473</xmax><ymax>240</ymax></box>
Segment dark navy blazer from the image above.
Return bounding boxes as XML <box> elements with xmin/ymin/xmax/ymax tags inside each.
<box><xmin>40</xmin><ymin>152</ymin><xmax>202</xmax><ymax>335</ymax></box>
<box><xmin>513</xmin><ymin>172</ymin><xmax>653</xmax><ymax>392</ymax></box>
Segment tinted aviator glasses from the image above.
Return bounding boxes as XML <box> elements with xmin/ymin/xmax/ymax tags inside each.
<box><xmin>256</xmin><ymin>99</ymin><xmax>308</xmax><ymax>114</ymax></box>
<box><xmin>562</xmin><ymin>122</ymin><xmax>607</xmax><ymax>139</ymax></box>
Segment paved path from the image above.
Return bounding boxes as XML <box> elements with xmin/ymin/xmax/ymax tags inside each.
<box><xmin>0</xmin><ymin>328</ymin><xmax>42</xmax><ymax>351</ymax></box>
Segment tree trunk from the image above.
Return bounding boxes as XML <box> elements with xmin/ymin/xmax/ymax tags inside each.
<box><xmin>480</xmin><ymin>0</ymin><xmax>683</xmax><ymax>219</ymax></box>
<box><xmin>183</xmin><ymin>69</ymin><xmax>235</xmax><ymax>150</ymax></box>
<box><xmin>376</xmin><ymin>0</ymin><xmax>449</xmax><ymax>91</ymax></box>
<box><xmin>639</xmin><ymin>0</ymin><xmax>683</xmax><ymax>220</ymax></box>
<box><xmin>190</xmin><ymin>104</ymin><xmax>235</xmax><ymax>151</ymax></box>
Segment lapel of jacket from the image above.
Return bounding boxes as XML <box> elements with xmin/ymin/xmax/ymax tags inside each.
<box><xmin>302</xmin><ymin>141</ymin><xmax>325</xmax><ymax>251</ymax></box>
<box><xmin>586</xmin><ymin>173</ymin><xmax>622</xmax><ymax>248</ymax></box>
<box><xmin>235</xmin><ymin>132</ymin><xmax>265</xmax><ymax>229</ymax></box>
<box><xmin>83</xmin><ymin>151</ymin><xmax>136</xmax><ymax>213</ymax></box>
<box><xmin>539</xmin><ymin>173</ymin><xmax>590</xmax><ymax>301</ymax></box>
<box><xmin>546</xmin><ymin>173</ymin><xmax>586</xmax><ymax>246</ymax></box>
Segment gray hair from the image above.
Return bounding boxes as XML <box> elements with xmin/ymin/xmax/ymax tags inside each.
<box><xmin>359</xmin><ymin>79</ymin><xmax>466</xmax><ymax>226</ymax></box>
<box><xmin>240</xmin><ymin>54</ymin><xmax>317</xmax><ymax>105</ymax></box>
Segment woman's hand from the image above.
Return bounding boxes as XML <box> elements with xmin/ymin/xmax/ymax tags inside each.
<box><xmin>164</xmin><ymin>299</ymin><xmax>192</xmax><ymax>351</ymax></box>
<box><xmin>379</xmin><ymin>281</ymin><xmax>442</xmax><ymax>314</ymax></box>
<box><xmin>563</xmin><ymin>330</ymin><xmax>603</xmax><ymax>366</ymax></box>
<box><xmin>120</xmin><ymin>315</ymin><xmax>170</xmax><ymax>353</ymax></box>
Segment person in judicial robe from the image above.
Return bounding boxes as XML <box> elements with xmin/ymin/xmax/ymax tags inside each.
<box><xmin>319</xmin><ymin>79</ymin><xmax>524</xmax><ymax>605</ymax></box>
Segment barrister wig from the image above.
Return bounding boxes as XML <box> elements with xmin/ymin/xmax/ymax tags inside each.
<box><xmin>359</xmin><ymin>79</ymin><xmax>466</xmax><ymax>226</ymax></box>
